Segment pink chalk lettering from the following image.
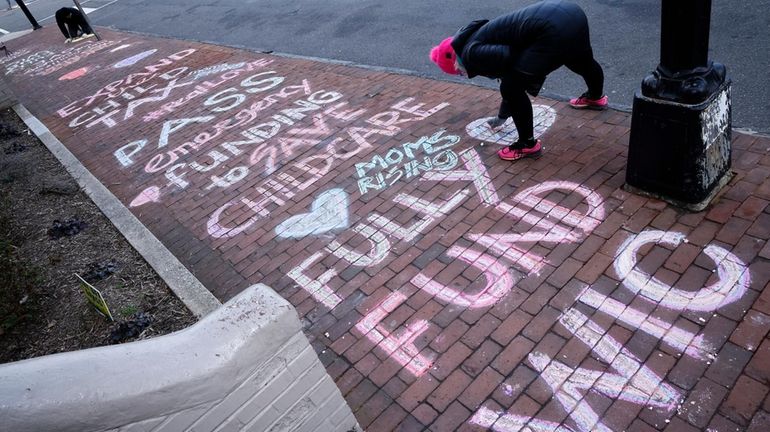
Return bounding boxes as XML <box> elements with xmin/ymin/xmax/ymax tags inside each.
<box><xmin>528</xmin><ymin>352</ymin><xmax>614</xmax><ymax>432</ymax></box>
<box><xmin>468</xmin><ymin>406</ymin><xmax>562</xmax><ymax>432</ymax></box>
<box><xmin>366</xmin><ymin>190</ymin><xmax>469</xmax><ymax>243</ymax></box>
<box><xmin>468</xmin><ymin>232</ymin><xmax>547</xmax><ymax>276</ymax></box>
<box><xmin>411</xmin><ymin>246</ymin><xmax>513</xmax><ymax>308</ymax></box>
<box><xmin>516</xmin><ymin>307</ymin><xmax>680</xmax><ymax>432</ymax></box>
<box><xmin>578</xmin><ymin>288</ymin><xmax>714</xmax><ymax>359</ymax></box>
<box><xmin>326</xmin><ymin>223</ymin><xmax>391</xmax><ymax>267</ymax></box>
<box><xmin>129</xmin><ymin>186</ymin><xmax>161</xmax><ymax>208</ymax></box>
<box><xmin>615</xmin><ymin>230</ymin><xmax>751</xmax><ymax>311</ymax></box>
<box><xmin>421</xmin><ymin>148</ymin><xmax>500</xmax><ymax>206</ymax></box>
<box><xmin>206</xmin><ymin>198</ymin><xmax>266</xmax><ymax>238</ymax></box>
<box><xmin>495</xmin><ymin>181</ymin><xmax>604</xmax><ymax>244</ymax></box>
<box><xmin>558</xmin><ymin>308</ymin><xmax>681</xmax><ymax>409</ymax></box>
<box><xmin>287</xmin><ymin>252</ymin><xmax>342</xmax><ymax>309</ymax></box>
<box><xmin>355</xmin><ymin>290</ymin><xmax>433</xmax><ymax>376</ymax></box>
<box><xmin>391</xmin><ymin>97</ymin><xmax>450</xmax><ymax>118</ymax></box>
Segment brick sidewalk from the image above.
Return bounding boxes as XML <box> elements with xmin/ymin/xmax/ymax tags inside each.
<box><xmin>3</xmin><ymin>27</ymin><xmax>770</xmax><ymax>431</ymax></box>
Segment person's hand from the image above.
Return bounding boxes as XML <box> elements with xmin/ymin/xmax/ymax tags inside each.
<box><xmin>487</xmin><ymin>116</ymin><xmax>507</xmax><ymax>131</ymax></box>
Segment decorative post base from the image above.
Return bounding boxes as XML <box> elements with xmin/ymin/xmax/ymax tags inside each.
<box><xmin>626</xmin><ymin>81</ymin><xmax>732</xmax><ymax>211</ymax></box>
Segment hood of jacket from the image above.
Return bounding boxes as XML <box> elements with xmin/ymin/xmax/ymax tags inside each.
<box><xmin>447</xmin><ymin>1</ymin><xmax>591</xmax><ymax>79</ymax></box>
<box><xmin>450</xmin><ymin>20</ymin><xmax>489</xmax><ymax>78</ymax></box>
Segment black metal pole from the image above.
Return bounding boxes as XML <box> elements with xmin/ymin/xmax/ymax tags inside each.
<box><xmin>659</xmin><ymin>1</ymin><xmax>710</xmax><ymax>74</ymax></box>
<box><xmin>626</xmin><ymin>0</ymin><xmax>732</xmax><ymax>211</ymax></box>
<box><xmin>72</xmin><ymin>0</ymin><xmax>100</xmax><ymax>40</ymax></box>
<box><xmin>14</xmin><ymin>0</ymin><xmax>42</xmax><ymax>30</ymax></box>
<box><xmin>641</xmin><ymin>0</ymin><xmax>725</xmax><ymax>104</ymax></box>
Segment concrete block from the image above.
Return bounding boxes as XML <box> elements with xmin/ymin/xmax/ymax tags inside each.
<box><xmin>287</xmin><ymin>345</ymin><xmax>321</xmax><ymax>378</ymax></box>
<box><xmin>189</xmin><ymin>334</ymin><xmax>307</xmax><ymax>432</ymax></box>
<box><xmin>266</xmin><ymin>398</ymin><xmax>315</xmax><ymax>432</ymax></box>
<box><xmin>273</xmin><ymin>364</ymin><xmax>327</xmax><ymax>413</ymax></box>
<box><xmin>330</xmin><ymin>401</ymin><xmax>354</xmax><ymax>426</ymax></box>
<box><xmin>308</xmin><ymin>376</ymin><xmax>339</xmax><ymax>407</ymax></box>
<box><xmin>242</xmin><ymin>405</ymin><xmax>282</xmax><ymax>432</ymax></box>
<box><xmin>248</xmin><ymin>333</ymin><xmax>308</xmax><ymax>387</ymax></box>
<box><xmin>157</xmin><ymin>402</ymin><xmax>214</xmax><ymax>432</ymax></box>
<box><xmin>234</xmin><ymin>368</ymin><xmax>293</xmax><ymax>424</ymax></box>
<box><xmin>0</xmin><ymin>285</ymin><xmax>295</xmax><ymax>432</ymax></box>
<box><xmin>114</xmin><ymin>417</ymin><xmax>164</xmax><ymax>432</ymax></box>
<box><xmin>297</xmin><ymin>387</ymin><xmax>345</xmax><ymax>432</ymax></box>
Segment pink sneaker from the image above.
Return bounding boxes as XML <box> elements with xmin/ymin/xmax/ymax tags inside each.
<box><xmin>569</xmin><ymin>93</ymin><xmax>608</xmax><ymax>110</ymax></box>
<box><xmin>497</xmin><ymin>140</ymin><xmax>542</xmax><ymax>161</ymax></box>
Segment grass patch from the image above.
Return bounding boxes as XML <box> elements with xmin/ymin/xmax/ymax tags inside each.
<box><xmin>119</xmin><ymin>305</ymin><xmax>138</xmax><ymax>317</ymax></box>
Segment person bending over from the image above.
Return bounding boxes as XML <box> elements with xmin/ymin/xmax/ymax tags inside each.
<box><xmin>55</xmin><ymin>7</ymin><xmax>93</xmax><ymax>43</ymax></box>
<box><xmin>430</xmin><ymin>0</ymin><xmax>607</xmax><ymax>161</ymax></box>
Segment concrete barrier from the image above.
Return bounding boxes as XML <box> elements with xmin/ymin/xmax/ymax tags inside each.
<box><xmin>0</xmin><ymin>284</ymin><xmax>360</xmax><ymax>432</ymax></box>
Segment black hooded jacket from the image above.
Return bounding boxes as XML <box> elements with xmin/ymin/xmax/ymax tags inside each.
<box><xmin>450</xmin><ymin>0</ymin><xmax>592</xmax><ymax>83</ymax></box>
<box><xmin>55</xmin><ymin>7</ymin><xmax>92</xmax><ymax>39</ymax></box>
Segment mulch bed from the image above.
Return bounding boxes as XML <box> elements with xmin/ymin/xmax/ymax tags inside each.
<box><xmin>0</xmin><ymin>107</ymin><xmax>196</xmax><ymax>364</ymax></box>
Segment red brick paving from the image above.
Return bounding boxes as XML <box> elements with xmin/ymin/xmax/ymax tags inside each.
<box><xmin>3</xmin><ymin>27</ymin><xmax>770</xmax><ymax>431</ymax></box>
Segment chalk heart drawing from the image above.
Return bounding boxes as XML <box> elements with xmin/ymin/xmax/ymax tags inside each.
<box><xmin>276</xmin><ymin>188</ymin><xmax>349</xmax><ymax>239</ymax></box>
<box><xmin>129</xmin><ymin>186</ymin><xmax>161</xmax><ymax>208</ymax></box>
<box><xmin>465</xmin><ymin>104</ymin><xmax>557</xmax><ymax>145</ymax></box>
<box><xmin>59</xmin><ymin>67</ymin><xmax>88</xmax><ymax>81</ymax></box>
<box><xmin>113</xmin><ymin>49</ymin><xmax>158</xmax><ymax>69</ymax></box>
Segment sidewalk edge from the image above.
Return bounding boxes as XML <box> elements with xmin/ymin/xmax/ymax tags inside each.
<box><xmin>12</xmin><ymin>104</ymin><xmax>221</xmax><ymax>318</ymax></box>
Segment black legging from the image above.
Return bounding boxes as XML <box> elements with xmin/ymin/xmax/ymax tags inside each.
<box><xmin>498</xmin><ymin>78</ymin><xmax>535</xmax><ymax>140</ymax></box>
<box><xmin>498</xmin><ymin>54</ymin><xmax>604</xmax><ymax>141</ymax></box>
<box><xmin>565</xmin><ymin>56</ymin><xmax>604</xmax><ymax>100</ymax></box>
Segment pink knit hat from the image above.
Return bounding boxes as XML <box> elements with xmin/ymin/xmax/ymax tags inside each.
<box><xmin>430</xmin><ymin>37</ymin><xmax>460</xmax><ymax>75</ymax></box>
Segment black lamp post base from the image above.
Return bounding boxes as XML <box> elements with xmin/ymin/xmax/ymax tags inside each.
<box><xmin>642</xmin><ymin>61</ymin><xmax>727</xmax><ymax>105</ymax></box>
<box><xmin>624</xmin><ymin>171</ymin><xmax>733</xmax><ymax>213</ymax></box>
<box><xmin>626</xmin><ymin>81</ymin><xmax>732</xmax><ymax>211</ymax></box>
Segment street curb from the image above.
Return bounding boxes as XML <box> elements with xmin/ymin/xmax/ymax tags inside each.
<box><xmin>12</xmin><ymin>104</ymin><xmax>221</xmax><ymax>318</ymax></box>
<box><xmin>0</xmin><ymin>29</ymin><xmax>33</xmax><ymax>44</ymax></box>
<box><xmin>735</xmin><ymin>127</ymin><xmax>770</xmax><ymax>139</ymax></box>
<box><xmin>79</xmin><ymin>26</ymin><xmax>768</xmax><ymax>131</ymax></box>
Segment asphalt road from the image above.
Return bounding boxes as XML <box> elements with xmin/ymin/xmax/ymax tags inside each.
<box><xmin>3</xmin><ymin>0</ymin><xmax>769</xmax><ymax>133</ymax></box>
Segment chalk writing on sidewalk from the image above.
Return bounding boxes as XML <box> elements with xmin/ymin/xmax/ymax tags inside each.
<box><xmin>20</xmin><ymin>41</ymin><xmax>756</xmax><ymax>430</ymax></box>
<box><xmin>354</xmin><ymin>130</ymin><xmax>461</xmax><ymax>194</ymax></box>
<box><xmin>58</xmin><ymin>48</ymin><xmax>200</xmax><ymax>129</ymax></box>
<box><xmin>279</xmin><ymin>135</ymin><xmax>750</xmax><ymax>430</ymax></box>
<box><xmin>204</xmin><ymin>98</ymin><xmax>450</xmax><ymax>235</ymax></box>
<box><xmin>59</xmin><ymin>67</ymin><xmax>90</xmax><ymax>81</ymax></box>
<box><xmin>113</xmin><ymin>49</ymin><xmax>157</xmax><ymax>68</ymax></box>
<box><xmin>467</xmin><ymin>228</ymin><xmax>749</xmax><ymax>430</ymax></box>
<box><xmin>275</xmin><ymin>188</ymin><xmax>350</xmax><ymax>239</ymax></box>
<box><xmin>465</xmin><ymin>105</ymin><xmax>557</xmax><ymax>145</ymax></box>
<box><xmin>5</xmin><ymin>39</ymin><xmax>120</xmax><ymax>76</ymax></box>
